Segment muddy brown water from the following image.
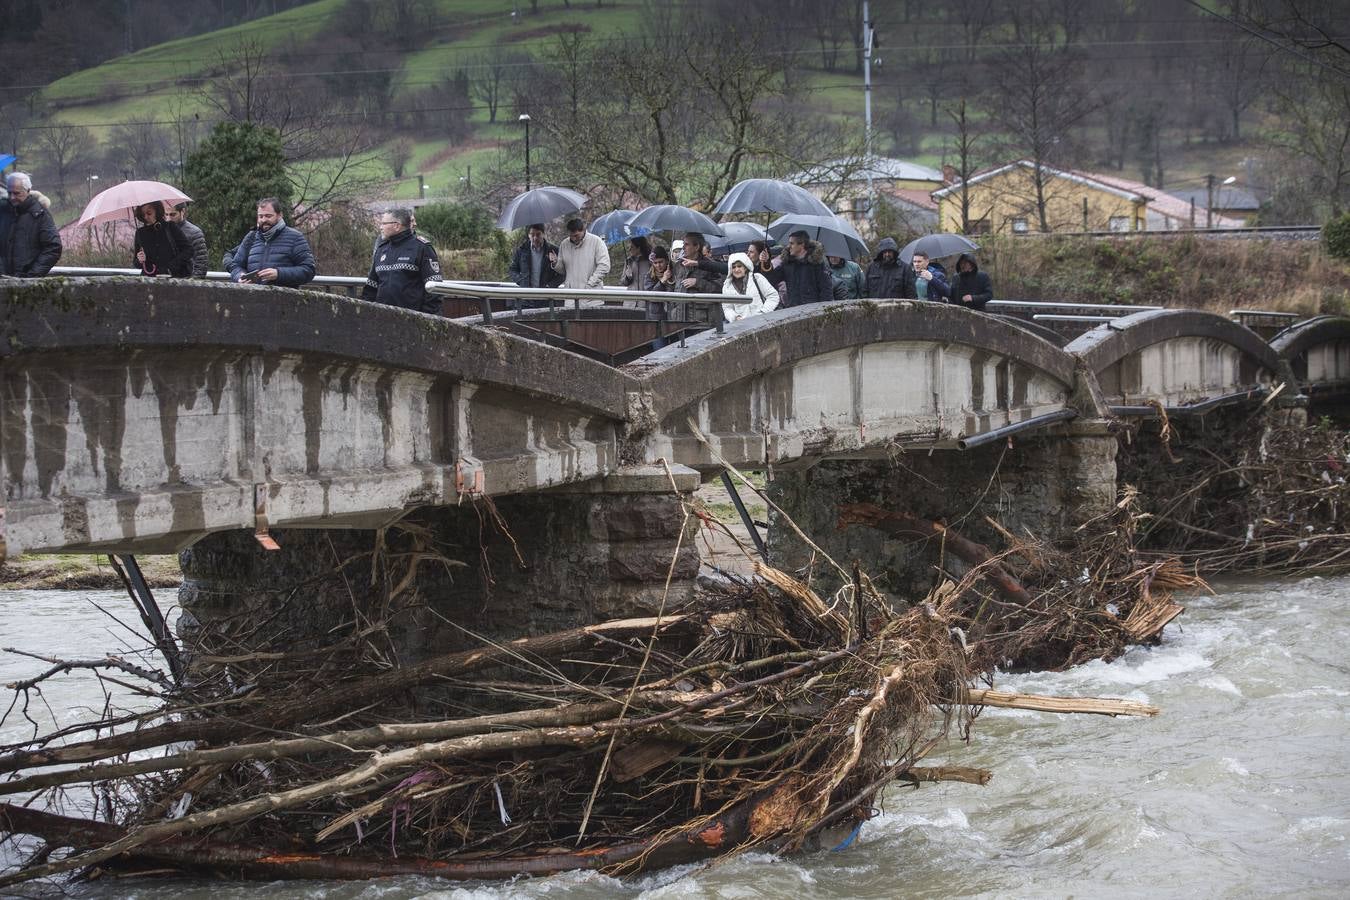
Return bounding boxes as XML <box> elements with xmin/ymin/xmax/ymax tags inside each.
<box><xmin>2</xmin><ymin>574</ymin><xmax>1348</xmax><ymax>898</ymax></box>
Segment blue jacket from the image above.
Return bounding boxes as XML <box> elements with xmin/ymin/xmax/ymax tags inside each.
<box><xmin>228</xmin><ymin>222</ymin><xmax>316</xmax><ymax>287</ymax></box>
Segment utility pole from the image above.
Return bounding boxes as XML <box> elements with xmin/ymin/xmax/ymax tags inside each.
<box><xmin>863</xmin><ymin>1</ymin><xmax>874</xmax><ymax>222</ymax></box>
<box><xmin>1206</xmin><ymin>173</ymin><xmax>1214</xmax><ymax>229</ymax></box>
<box><xmin>519</xmin><ymin>114</ymin><xmax>532</xmax><ymax>191</ymax></box>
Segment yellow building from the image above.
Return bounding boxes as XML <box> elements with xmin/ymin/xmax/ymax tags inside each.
<box><xmin>932</xmin><ymin>160</ymin><xmax>1245</xmax><ymax>235</ymax></box>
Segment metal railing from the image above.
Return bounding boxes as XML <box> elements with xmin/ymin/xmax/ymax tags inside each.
<box><xmin>427</xmin><ymin>280</ymin><xmax>751</xmax><ymax>347</ymax></box>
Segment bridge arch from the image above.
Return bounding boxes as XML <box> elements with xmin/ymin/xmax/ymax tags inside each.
<box><xmin>1064</xmin><ymin>309</ymin><xmax>1279</xmax><ymax>413</ymax></box>
<box><xmin>626</xmin><ymin>300</ymin><xmax>1081</xmax><ymax>470</ymax></box>
<box><xmin>1270</xmin><ymin>315</ymin><xmax>1350</xmax><ymax>400</ymax></box>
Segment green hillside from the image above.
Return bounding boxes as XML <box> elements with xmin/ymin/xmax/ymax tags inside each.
<box><xmin>37</xmin><ymin>0</ymin><xmax>837</xmax><ymax>221</ymax></box>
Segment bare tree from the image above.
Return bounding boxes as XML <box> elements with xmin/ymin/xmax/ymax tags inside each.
<box><xmin>943</xmin><ymin>98</ymin><xmax>988</xmax><ymax>234</ymax></box>
<box><xmin>385</xmin><ymin>137</ymin><xmax>414</xmax><ymax>178</ymax></box>
<box><xmin>34</xmin><ymin>122</ymin><xmax>96</xmax><ymax>203</ymax></box>
<box><xmin>981</xmin><ymin>0</ymin><xmax>1101</xmax><ymax>231</ymax></box>
<box><xmin>468</xmin><ymin>48</ymin><xmax>526</xmax><ymax>124</ymax></box>
<box><xmin>1231</xmin><ymin>0</ymin><xmax>1350</xmax><ymax>217</ymax></box>
<box><xmin>109</xmin><ymin>118</ymin><xmax>165</xmax><ymax>180</ymax></box>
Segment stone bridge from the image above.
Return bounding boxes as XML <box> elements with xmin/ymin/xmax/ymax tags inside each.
<box><xmin>1</xmin><ymin>279</ymin><xmax>1341</xmax><ymax>561</ymax></box>
<box><xmin>1</xmin><ymin>278</ymin><xmax>1345</xmax><ymax>644</ymax></box>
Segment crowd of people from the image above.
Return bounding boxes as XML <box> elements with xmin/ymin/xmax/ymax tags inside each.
<box><xmin>508</xmin><ymin>224</ymin><xmax>995</xmax><ymax>326</ymax></box>
<box><xmin>2</xmin><ymin>169</ymin><xmax>994</xmax><ymax>324</ymax></box>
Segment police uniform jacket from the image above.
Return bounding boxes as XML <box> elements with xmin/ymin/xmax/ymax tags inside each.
<box><xmin>363</xmin><ymin>229</ymin><xmax>442</xmax><ymax>314</ymax></box>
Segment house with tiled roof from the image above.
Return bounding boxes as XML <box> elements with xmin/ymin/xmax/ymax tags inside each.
<box><xmin>931</xmin><ymin>160</ymin><xmax>1246</xmax><ymax>234</ymax></box>
<box><xmin>788</xmin><ymin>157</ymin><xmax>944</xmax><ymax>231</ymax></box>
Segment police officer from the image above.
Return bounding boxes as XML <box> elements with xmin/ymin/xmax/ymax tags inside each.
<box><xmin>363</xmin><ymin>207</ymin><xmax>442</xmax><ymax>313</ymax></box>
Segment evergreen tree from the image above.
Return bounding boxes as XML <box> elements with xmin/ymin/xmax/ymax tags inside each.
<box><xmin>182</xmin><ymin>121</ymin><xmax>291</xmax><ymax>260</ymax></box>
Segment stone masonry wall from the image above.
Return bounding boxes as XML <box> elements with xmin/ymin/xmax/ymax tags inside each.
<box><xmin>178</xmin><ymin>475</ymin><xmax>699</xmax><ymax>668</ymax></box>
<box><xmin>765</xmin><ymin>423</ymin><xmax>1118</xmax><ymax>603</ymax></box>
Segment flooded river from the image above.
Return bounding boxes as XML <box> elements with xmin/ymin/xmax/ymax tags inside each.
<box><xmin>2</xmin><ymin>575</ymin><xmax>1348</xmax><ymax>898</ymax></box>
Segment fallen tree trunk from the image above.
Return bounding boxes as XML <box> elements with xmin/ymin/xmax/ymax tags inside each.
<box><xmin>964</xmin><ymin>688</ymin><xmax>1159</xmax><ymax>717</ymax></box>
<box><xmin>898</xmin><ymin>766</ymin><xmax>993</xmax><ymax>786</ymax></box>
<box><xmin>0</xmin><ymin>800</ymin><xmax>758</xmax><ymax>883</ymax></box>
<box><xmin>837</xmin><ymin>504</ymin><xmax>1034</xmax><ymax>607</ymax></box>
<box><xmin>0</xmin><ymin>694</ymin><xmax>698</xmax><ymax>796</ymax></box>
<box><xmin>0</xmin><ymin>614</ymin><xmax>689</xmax><ymax>776</ymax></box>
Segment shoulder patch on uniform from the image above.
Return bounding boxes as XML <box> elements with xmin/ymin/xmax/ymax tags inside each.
<box><xmin>416</xmin><ymin>234</ymin><xmax>431</xmax><ymax>244</ymax></box>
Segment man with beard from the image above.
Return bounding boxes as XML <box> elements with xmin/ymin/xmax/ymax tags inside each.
<box><xmin>227</xmin><ymin>197</ymin><xmax>315</xmax><ymax>287</ymax></box>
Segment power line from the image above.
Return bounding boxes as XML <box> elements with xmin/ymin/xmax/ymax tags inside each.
<box><xmin>1179</xmin><ymin>0</ymin><xmax>1350</xmax><ymax>81</ymax></box>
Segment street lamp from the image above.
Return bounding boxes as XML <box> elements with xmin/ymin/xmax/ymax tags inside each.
<box><xmin>1206</xmin><ymin>174</ymin><xmax>1236</xmax><ymax>228</ymax></box>
<box><xmin>86</xmin><ymin>173</ymin><xmax>99</xmax><ymax>202</ymax></box>
<box><xmin>518</xmin><ymin>113</ymin><xmax>531</xmax><ymax>191</ymax></box>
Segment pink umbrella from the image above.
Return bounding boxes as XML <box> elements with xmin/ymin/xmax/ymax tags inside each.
<box><xmin>78</xmin><ymin>180</ymin><xmax>192</xmax><ymax>227</ymax></box>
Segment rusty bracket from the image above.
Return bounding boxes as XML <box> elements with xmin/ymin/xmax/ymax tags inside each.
<box><xmin>253</xmin><ymin>484</ymin><xmax>280</xmax><ymax>551</ymax></box>
<box><xmin>455</xmin><ymin>460</ymin><xmax>485</xmax><ymax>497</ymax></box>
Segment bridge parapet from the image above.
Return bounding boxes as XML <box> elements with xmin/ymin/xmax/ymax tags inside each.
<box><xmin>1</xmin><ymin>279</ymin><xmax>630</xmax><ymax>555</ymax></box>
<box><xmin>626</xmin><ymin>300</ymin><xmax>1084</xmax><ymax>470</ymax></box>
<box><xmin>1065</xmin><ymin>309</ymin><xmax>1279</xmax><ymax>415</ymax></box>
<box><xmin>1270</xmin><ymin>315</ymin><xmax>1350</xmax><ymax>401</ymax></box>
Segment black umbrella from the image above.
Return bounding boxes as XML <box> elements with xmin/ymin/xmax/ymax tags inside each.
<box><xmin>767</xmin><ymin>213</ymin><xmax>869</xmax><ymax>259</ymax></box>
<box><xmin>712</xmin><ymin>178</ymin><xmax>833</xmax><ymax>217</ymax></box>
<box><xmin>708</xmin><ymin>221</ymin><xmax>769</xmax><ymax>252</ymax></box>
<box><xmin>628</xmin><ymin>204</ymin><xmax>726</xmax><ymax>238</ymax></box>
<box><xmin>898</xmin><ymin>233</ymin><xmax>980</xmax><ymax>263</ymax></box>
<box><xmin>496</xmin><ymin>186</ymin><xmax>589</xmax><ymax>230</ymax></box>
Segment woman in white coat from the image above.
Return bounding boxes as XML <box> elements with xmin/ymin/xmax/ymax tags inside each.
<box><xmin>721</xmin><ymin>251</ymin><xmax>780</xmax><ymax>323</ymax></box>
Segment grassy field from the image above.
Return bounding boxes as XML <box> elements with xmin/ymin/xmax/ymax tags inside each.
<box><xmin>37</xmin><ymin>0</ymin><xmax>873</xmax><ymax>211</ymax></box>
<box><xmin>45</xmin><ymin>0</ymin><xmax>345</xmax><ymax>109</ymax></box>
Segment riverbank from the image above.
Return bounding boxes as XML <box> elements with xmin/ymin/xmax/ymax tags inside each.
<box><xmin>0</xmin><ymin>554</ymin><xmax>181</xmax><ymax>591</ymax></box>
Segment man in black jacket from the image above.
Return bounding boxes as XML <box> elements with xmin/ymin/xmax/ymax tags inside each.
<box><xmin>508</xmin><ymin>224</ymin><xmax>564</xmax><ymax>289</ymax></box>
<box><xmin>864</xmin><ymin>236</ymin><xmax>904</xmax><ymax>299</ymax></box>
<box><xmin>363</xmin><ymin>208</ymin><xmax>442</xmax><ymax>314</ymax></box>
<box><xmin>0</xmin><ymin>173</ymin><xmax>61</xmax><ymax>277</ymax></box>
<box><xmin>778</xmin><ymin>230</ymin><xmax>834</xmax><ymax>307</ymax></box>
<box><xmin>948</xmin><ymin>253</ymin><xmax>993</xmax><ymax>311</ymax></box>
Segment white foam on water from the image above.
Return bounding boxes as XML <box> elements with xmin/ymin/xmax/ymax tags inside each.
<box><xmin>1219</xmin><ymin>757</ymin><xmax>1251</xmax><ymax>776</ymax></box>
<box><xmin>1198</xmin><ymin>675</ymin><xmax>1243</xmax><ymax>696</ymax></box>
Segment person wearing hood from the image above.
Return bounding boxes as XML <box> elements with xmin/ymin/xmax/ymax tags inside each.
<box><xmin>132</xmin><ymin>201</ymin><xmax>192</xmax><ymax>277</ymax></box>
<box><xmin>948</xmin><ymin>253</ymin><xmax>993</xmax><ymax>311</ymax></box>
<box><xmin>227</xmin><ymin>198</ymin><xmax>316</xmax><ymax>286</ymax></box>
<box><xmin>721</xmin><ymin>251</ymin><xmax>780</xmax><ymax>323</ymax></box>
<box><xmin>0</xmin><ymin>172</ymin><xmax>61</xmax><ymax>277</ymax></box>
<box><xmin>827</xmin><ymin>254</ymin><xmax>864</xmax><ymax>300</ymax></box>
<box><xmin>777</xmin><ymin>230</ymin><xmax>834</xmax><ymax>307</ymax></box>
<box><xmin>864</xmin><ymin>237</ymin><xmax>905</xmax><ymax>298</ymax></box>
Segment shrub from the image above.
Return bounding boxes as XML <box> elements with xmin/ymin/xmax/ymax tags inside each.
<box><xmin>1323</xmin><ymin>212</ymin><xmax>1350</xmax><ymax>262</ymax></box>
<box><xmin>414</xmin><ymin>202</ymin><xmax>496</xmax><ymax>250</ymax></box>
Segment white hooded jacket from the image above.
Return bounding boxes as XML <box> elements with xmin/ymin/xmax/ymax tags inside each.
<box><xmin>721</xmin><ymin>252</ymin><xmax>780</xmax><ymax>322</ymax></box>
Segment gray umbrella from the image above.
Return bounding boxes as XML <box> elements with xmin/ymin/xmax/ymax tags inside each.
<box><xmin>628</xmin><ymin>204</ymin><xmax>725</xmax><ymax>238</ymax></box>
<box><xmin>496</xmin><ymin>186</ymin><xmax>589</xmax><ymax>230</ymax></box>
<box><xmin>767</xmin><ymin>213</ymin><xmax>869</xmax><ymax>260</ymax></box>
<box><xmin>898</xmin><ymin>233</ymin><xmax>980</xmax><ymax>263</ymax></box>
<box><xmin>713</xmin><ymin>178</ymin><xmax>833</xmax><ymax>216</ymax></box>
<box><xmin>708</xmin><ymin>221</ymin><xmax>769</xmax><ymax>252</ymax></box>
